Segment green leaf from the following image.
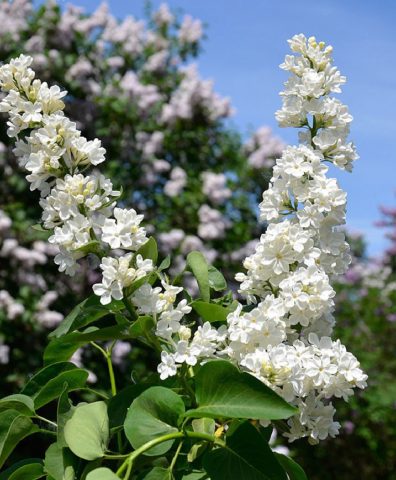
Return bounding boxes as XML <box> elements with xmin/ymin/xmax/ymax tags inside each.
<box><xmin>72</xmin><ymin>240</ymin><xmax>101</xmax><ymax>255</ymax></box>
<box><xmin>182</xmin><ymin>473</ymin><xmax>207</xmax><ymax>480</ymax></box>
<box><xmin>203</xmin><ymin>421</ymin><xmax>287</xmax><ymax>480</ymax></box>
<box><xmin>186</xmin><ymin>251</ymin><xmax>210</xmax><ymax>301</ymax></box>
<box><xmin>0</xmin><ymin>394</ymin><xmax>35</xmax><ymax>416</ymax></box>
<box><xmin>137</xmin><ymin>237</ymin><xmax>158</xmax><ymax>263</ymax></box>
<box><xmin>192</xmin><ymin>418</ymin><xmax>215</xmax><ymax>435</ymax></box>
<box><xmin>273</xmin><ymin>453</ymin><xmax>308</xmax><ymax>480</ymax></box>
<box><xmin>124</xmin><ymin>386</ymin><xmax>185</xmax><ymax>456</ymax></box>
<box><xmin>191</xmin><ymin>301</ymin><xmax>233</xmax><ymax>323</ymax></box>
<box><xmin>187</xmin><ymin>442</ymin><xmax>207</xmax><ymax>463</ymax></box>
<box><xmin>63</xmin><ymin>466</ymin><xmax>75</xmax><ymax>480</ymax></box>
<box><xmin>208</xmin><ymin>266</ymin><xmax>227</xmax><ymax>291</ymax></box>
<box><xmin>108</xmin><ymin>384</ymin><xmax>148</xmax><ymax>428</ymax></box>
<box><xmin>0</xmin><ymin>460</ymin><xmax>43</xmax><ymax>480</ymax></box>
<box><xmin>86</xmin><ymin>467</ymin><xmax>119</xmax><ymax>480</ymax></box>
<box><xmin>31</xmin><ymin>223</ymin><xmax>47</xmax><ymax>232</ymax></box>
<box><xmin>64</xmin><ymin>401</ymin><xmax>109</xmax><ymax>460</ymax></box>
<box><xmin>21</xmin><ymin>362</ymin><xmax>88</xmax><ymax>409</ymax></box>
<box><xmin>44</xmin><ymin>443</ymin><xmax>76</xmax><ymax>480</ymax></box>
<box><xmin>8</xmin><ymin>463</ymin><xmax>45</xmax><ymax>480</ymax></box>
<box><xmin>50</xmin><ymin>295</ymin><xmax>124</xmax><ymax>339</ymax></box>
<box><xmin>0</xmin><ymin>410</ymin><xmax>40</xmax><ymax>468</ymax></box>
<box><xmin>144</xmin><ymin>467</ymin><xmax>172</xmax><ymax>479</ymax></box>
<box><xmin>129</xmin><ymin>316</ymin><xmax>155</xmax><ymax>338</ymax></box>
<box><xmin>158</xmin><ymin>255</ymin><xmax>171</xmax><ymax>272</ymax></box>
<box><xmin>185</xmin><ymin>361</ymin><xmax>297</xmax><ymax>420</ymax></box>
<box><xmin>57</xmin><ymin>385</ymin><xmax>74</xmax><ymax>448</ymax></box>
<box><xmin>44</xmin><ymin>325</ymin><xmax>132</xmax><ymax>365</ymax></box>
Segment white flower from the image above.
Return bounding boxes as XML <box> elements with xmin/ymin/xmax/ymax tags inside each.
<box><xmin>158</xmin><ymin>351</ymin><xmax>177</xmax><ymax>380</ymax></box>
<box><xmin>101</xmin><ymin>207</ymin><xmax>147</xmax><ymax>250</ymax></box>
<box><xmin>131</xmin><ymin>284</ymin><xmax>163</xmax><ymax>314</ymax></box>
<box><xmin>93</xmin><ymin>254</ymin><xmax>153</xmax><ymax>305</ymax></box>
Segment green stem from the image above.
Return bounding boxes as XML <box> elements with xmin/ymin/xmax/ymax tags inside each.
<box><xmin>80</xmin><ymin>387</ymin><xmax>110</xmax><ymax>400</ymax></box>
<box><xmin>90</xmin><ymin>341</ymin><xmax>107</xmax><ymax>358</ymax></box>
<box><xmin>35</xmin><ymin>415</ymin><xmax>57</xmax><ymax>428</ymax></box>
<box><xmin>169</xmin><ymin>440</ymin><xmax>184</xmax><ymax>473</ymax></box>
<box><xmin>123</xmin><ymin>460</ymin><xmax>133</xmax><ymax>480</ymax></box>
<box><xmin>181</xmin><ymin>374</ymin><xmax>197</xmax><ymax>408</ymax></box>
<box><xmin>107</xmin><ymin>343</ymin><xmax>117</xmax><ymax>397</ymax></box>
<box><xmin>39</xmin><ymin>429</ymin><xmax>57</xmax><ymax>436</ymax></box>
<box><xmin>310</xmin><ymin>115</ymin><xmax>318</xmax><ymax>148</ymax></box>
<box><xmin>104</xmin><ymin>453</ymin><xmax>130</xmax><ymax>460</ymax></box>
<box><xmin>91</xmin><ymin>341</ymin><xmax>117</xmax><ymax>397</ymax></box>
<box><xmin>122</xmin><ymin>297</ymin><xmax>137</xmax><ymax>320</ymax></box>
<box><xmin>116</xmin><ymin>431</ymin><xmax>225</xmax><ymax>477</ymax></box>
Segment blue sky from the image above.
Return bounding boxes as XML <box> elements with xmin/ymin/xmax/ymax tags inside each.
<box><xmin>55</xmin><ymin>0</ymin><xmax>396</xmax><ymax>255</ymax></box>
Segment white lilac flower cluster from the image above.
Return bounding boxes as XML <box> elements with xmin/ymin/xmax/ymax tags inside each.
<box><xmin>0</xmin><ymin>0</ymin><xmax>31</xmax><ymax>43</ymax></box>
<box><xmin>231</xmin><ymin>35</ymin><xmax>366</xmax><ymax>443</ymax></box>
<box><xmin>244</xmin><ymin>126</ymin><xmax>285</xmax><ymax>169</ymax></box>
<box><xmin>161</xmin><ymin>65</ymin><xmax>233</xmax><ymax>124</ymax></box>
<box><xmin>0</xmin><ymin>55</ymin><xmax>150</xmax><ymax>301</ymax></box>
<box><xmin>201</xmin><ymin>171</ymin><xmax>232</xmax><ymax>205</ymax></box>
<box><xmin>0</xmin><ymin>209</ymin><xmax>64</xmax><ymax>326</ymax></box>
<box><xmin>0</xmin><ymin>36</ymin><xmax>366</xmax><ymax>445</ymax></box>
<box><xmin>131</xmin><ymin>282</ymin><xmax>227</xmax><ymax>380</ymax></box>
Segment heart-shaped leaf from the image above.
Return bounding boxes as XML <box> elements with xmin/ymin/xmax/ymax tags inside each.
<box><xmin>144</xmin><ymin>467</ymin><xmax>172</xmax><ymax>480</ymax></box>
<box><xmin>0</xmin><ymin>410</ymin><xmax>40</xmax><ymax>468</ymax></box>
<box><xmin>0</xmin><ymin>460</ymin><xmax>43</xmax><ymax>480</ymax></box>
<box><xmin>108</xmin><ymin>384</ymin><xmax>148</xmax><ymax>428</ymax></box>
<box><xmin>21</xmin><ymin>362</ymin><xmax>88</xmax><ymax>409</ymax></box>
<box><xmin>86</xmin><ymin>467</ymin><xmax>119</xmax><ymax>480</ymax></box>
<box><xmin>0</xmin><ymin>394</ymin><xmax>35</xmax><ymax>416</ymax></box>
<box><xmin>8</xmin><ymin>462</ymin><xmax>45</xmax><ymax>480</ymax></box>
<box><xmin>185</xmin><ymin>360</ymin><xmax>296</xmax><ymax>420</ymax></box>
<box><xmin>273</xmin><ymin>453</ymin><xmax>308</xmax><ymax>480</ymax></box>
<box><xmin>203</xmin><ymin>421</ymin><xmax>287</xmax><ymax>480</ymax></box>
<box><xmin>44</xmin><ymin>443</ymin><xmax>76</xmax><ymax>480</ymax></box>
<box><xmin>64</xmin><ymin>401</ymin><xmax>109</xmax><ymax>460</ymax></box>
<box><xmin>192</xmin><ymin>418</ymin><xmax>215</xmax><ymax>435</ymax></box>
<box><xmin>124</xmin><ymin>386</ymin><xmax>184</xmax><ymax>456</ymax></box>
<box><xmin>57</xmin><ymin>385</ymin><xmax>74</xmax><ymax>448</ymax></box>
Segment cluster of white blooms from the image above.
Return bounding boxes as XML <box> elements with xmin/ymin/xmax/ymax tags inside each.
<box><xmin>164</xmin><ymin>167</ymin><xmax>187</xmax><ymax>197</ymax></box>
<box><xmin>34</xmin><ymin>291</ymin><xmax>64</xmax><ymax>328</ymax></box>
<box><xmin>135</xmin><ymin>131</ymin><xmax>164</xmax><ymax>160</ymax></box>
<box><xmin>201</xmin><ymin>171</ymin><xmax>232</xmax><ymax>205</ymax></box>
<box><xmin>230</xmin><ymin>35</ymin><xmax>366</xmax><ymax>443</ymax></box>
<box><xmin>0</xmin><ymin>0</ymin><xmax>31</xmax><ymax>43</ymax></box>
<box><xmin>0</xmin><ymin>37</ymin><xmax>366</xmax><ymax>446</ymax></box>
<box><xmin>275</xmin><ymin>35</ymin><xmax>358</xmax><ymax>172</ymax></box>
<box><xmin>118</xmin><ymin>71</ymin><xmax>163</xmax><ymax>112</ymax></box>
<box><xmin>244</xmin><ymin>126</ymin><xmax>285</xmax><ymax>169</ymax></box>
<box><xmin>0</xmin><ymin>290</ymin><xmax>25</xmax><ymax>320</ymax></box>
<box><xmin>178</xmin><ymin>15</ymin><xmax>203</xmax><ymax>44</ymax></box>
<box><xmin>131</xmin><ymin>282</ymin><xmax>226</xmax><ymax>379</ymax></box>
<box><xmin>0</xmin><ymin>55</ymin><xmax>149</xmax><ymax>301</ymax></box>
<box><xmin>161</xmin><ymin>65</ymin><xmax>233</xmax><ymax>124</ymax></box>
<box><xmin>0</xmin><ymin>209</ymin><xmax>65</xmax><ymax>328</ymax></box>
<box><xmin>198</xmin><ymin>204</ymin><xmax>231</xmax><ymax>240</ymax></box>
<box><xmin>153</xmin><ymin>3</ymin><xmax>174</xmax><ymax>26</ymax></box>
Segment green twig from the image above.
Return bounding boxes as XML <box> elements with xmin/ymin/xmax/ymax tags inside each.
<box><xmin>35</xmin><ymin>415</ymin><xmax>57</xmax><ymax>428</ymax></box>
<box><xmin>116</xmin><ymin>430</ymin><xmax>225</xmax><ymax>477</ymax></box>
